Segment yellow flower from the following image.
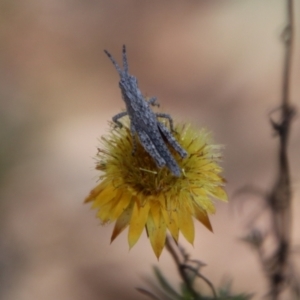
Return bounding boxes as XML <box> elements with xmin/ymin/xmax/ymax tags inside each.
<box><xmin>85</xmin><ymin>118</ymin><xmax>227</xmax><ymax>258</ymax></box>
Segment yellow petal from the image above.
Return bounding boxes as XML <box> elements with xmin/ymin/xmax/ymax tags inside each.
<box><xmin>150</xmin><ymin>201</ymin><xmax>161</xmax><ymax>228</ymax></box>
<box><xmin>96</xmin><ymin>201</ymin><xmax>114</xmax><ymax>223</ymax></box>
<box><xmin>199</xmin><ymin>162</ymin><xmax>217</xmax><ymax>171</ymax></box>
<box><xmin>192</xmin><ymin>193</ymin><xmax>216</xmax><ymax>214</ymax></box>
<box><xmin>209</xmin><ymin>186</ymin><xmax>228</xmax><ymax>202</ymax></box>
<box><xmin>91</xmin><ymin>183</ymin><xmax>118</xmax><ymax>209</ymax></box>
<box><xmin>84</xmin><ymin>180</ymin><xmax>109</xmax><ymax>203</ymax></box>
<box><xmin>111</xmin><ymin>200</ymin><xmax>134</xmax><ymax>243</ymax></box>
<box><xmin>161</xmin><ymin>209</ymin><xmax>179</xmax><ymax>242</ymax></box>
<box><xmin>96</xmin><ymin>190</ymin><xmax>127</xmax><ymax>222</ymax></box>
<box><xmin>146</xmin><ymin>212</ymin><xmax>167</xmax><ymax>259</ymax></box>
<box><xmin>128</xmin><ymin>200</ymin><xmax>150</xmax><ymax>248</ymax></box>
<box><xmin>193</xmin><ymin>204</ymin><xmax>212</xmax><ymax>232</ymax></box>
<box><xmin>178</xmin><ymin>209</ymin><xmax>194</xmax><ymax>244</ymax></box>
<box><xmin>110</xmin><ymin>191</ymin><xmax>132</xmax><ymax>220</ymax></box>
<box><xmin>203</xmin><ymin>171</ymin><xmax>223</xmax><ymax>182</ymax></box>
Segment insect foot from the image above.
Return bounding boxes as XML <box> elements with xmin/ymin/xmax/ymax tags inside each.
<box><xmin>104</xmin><ymin>45</ymin><xmax>187</xmax><ymax>176</ymax></box>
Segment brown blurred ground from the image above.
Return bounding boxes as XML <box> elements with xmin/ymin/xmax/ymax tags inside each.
<box><xmin>0</xmin><ymin>1</ymin><xmax>300</xmax><ymax>299</ymax></box>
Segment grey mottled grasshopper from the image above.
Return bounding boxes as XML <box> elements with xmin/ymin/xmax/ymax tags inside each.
<box><xmin>104</xmin><ymin>45</ymin><xmax>187</xmax><ymax>177</ymax></box>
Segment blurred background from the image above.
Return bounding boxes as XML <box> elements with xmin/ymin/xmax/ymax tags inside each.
<box><xmin>1</xmin><ymin>0</ymin><xmax>300</xmax><ymax>299</ymax></box>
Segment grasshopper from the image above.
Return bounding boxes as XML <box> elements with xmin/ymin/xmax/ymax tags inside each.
<box><xmin>104</xmin><ymin>45</ymin><xmax>187</xmax><ymax>176</ymax></box>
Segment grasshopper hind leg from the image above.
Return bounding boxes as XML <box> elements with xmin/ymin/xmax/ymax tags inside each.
<box><xmin>157</xmin><ymin>121</ymin><xmax>187</xmax><ymax>159</ymax></box>
<box><xmin>137</xmin><ymin>130</ymin><xmax>166</xmax><ymax>168</ymax></box>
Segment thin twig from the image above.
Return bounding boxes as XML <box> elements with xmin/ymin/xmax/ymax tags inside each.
<box><xmin>182</xmin><ymin>265</ymin><xmax>218</xmax><ymax>299</ymax></box>
<box><xmin>165</xmin><ymin>236</ymin><xmax>217</xmax><ymax>299</ymax></box>
<box><xmin>281</xmin><ymin>0</ymin><xmax>294</xmax><ymax>107</ymax></box>
<box><xmin>237</xmin><ymin>1</ymin><xmax>297</xmax><ymax>299</ymax></box>
<box><xmin>165</xmin><ymin>237</ymin><xmax>199</xmax><ymax>299</ymax></box>
<box><xmin>266</xmin><ymin>0</ymin><xmax>295</xmax><ymax>298</ymax></box>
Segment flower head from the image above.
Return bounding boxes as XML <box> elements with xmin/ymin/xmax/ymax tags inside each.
<box><xmin>85</xmin><ymin>118</ymin><xmax>227</xmax><ymax>258</ymax></box>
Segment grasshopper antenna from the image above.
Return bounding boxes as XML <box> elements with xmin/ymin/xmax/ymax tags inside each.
<box><xmin>104</xmin><ymin>49</ymin><xmax>122</xmax><ymax>75</ymax></box>
<box><xmin>122</xmin><ymin>45</ymin><xmax>129</xmax><ymax>73</ymax></box>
